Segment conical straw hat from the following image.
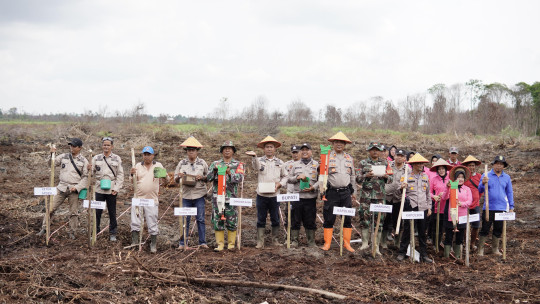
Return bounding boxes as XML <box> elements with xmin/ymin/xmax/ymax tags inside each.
<box><xmin>449</xmin><ymin>165</ymin><xmax>471</xmax><ymax>181</ymax></box>
<box><xmin>257</xmin><ymin>135</ymin><xmax>282</xmax><ymax>149</ymax></box>
<box><xmin>430</xmin><ymin>159</ymin><xmax>452</xmax><ymax>172</ymax></box>
<box><xmin>180</xmin><ymin>136</ymin><xmax>203</xmax><ymax>148</ymax></box>
<box><xmin>328</xmin><ymin>131</ymin><xmax>352</xmax><ymax>143</ymax></box>
<box><xmin>408</xmin><ymin>153</ymin><xmax>429</xmax><ymax>164</ymax></box>
<box><xmin>462</xmin><ymin>155</ymin><xmax>481</xmax><ymax>166</ymax></box>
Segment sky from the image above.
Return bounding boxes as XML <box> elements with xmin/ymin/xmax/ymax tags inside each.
<box><xmin>0</xmin><ymin>0</ymin><xmax>539</xmax><ymax>117</ymax></box>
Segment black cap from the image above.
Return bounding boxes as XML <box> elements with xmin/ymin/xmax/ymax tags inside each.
<box><xmin>396</xmin><ymin>149</ymin><xmax>407</xmax><ymax>156</ymax></box>
<box><xmin>67</xmin><ymin>138</ymin><xmax>83</xmax><ymax>147</ymax></box>
<box><xmin>491</xmin><ymin>155</ymin><xmax>508</xmax><ymax>168</ymax></box>
<box><xmin>291</xmin><ymin>145</ymin><xmax>300</xmax><ymax>152</ymax></box>
<box><xmin>380</xmin><ymin>144</ymin><xmax>387</xmax><ymax>150</ymax></box>
<box><xmin>300</xmin><ymin>143</ymin><xmax>312</xmax><ymax>150</ymax></box>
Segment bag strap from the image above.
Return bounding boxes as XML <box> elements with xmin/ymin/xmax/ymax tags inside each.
<box><xmin>103</xmin><ymin>155</ymin><xmax>117</xmax><ymax>178</ymax></box>
<box><xmin>69</xmin><ymin>154</ymin><xmax>82</xmax><ymax>177</ymax></box>
<box><xmin>469</xmin><ymin>178</ymin><xmax>478</xmax><ymax>190</ymax></box>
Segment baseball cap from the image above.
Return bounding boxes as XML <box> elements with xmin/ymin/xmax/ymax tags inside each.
<box><xmin>291</xmin><ymin>145</ymin><xmax>300</xmax><ymax>152</ymax></box>
<box><xmin>67</xmin><ymin>138</ymin><xmax>83</xmax><ymax>147</ymax></box>
<box><xmin>396</xmin><ymin>149</ymin><xmax>407</xmax><ymax>156</ymax></box>
<box><xmin>142</xmin><ymin>146</ymin><xmax>154</xmax><ymax>154</ymax></box>
<box><xmin>449</xmin><ymin>147</ymin><xmax>459</xmax><ymax>154</ymax></box>
<box><xmin>300</xmin><ymin>143</ymin><xmax>312</xmax><ymax>150</ymax></box>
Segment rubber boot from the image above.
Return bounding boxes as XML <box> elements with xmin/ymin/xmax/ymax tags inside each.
<box><xmin>227</xmin><ymin>230</ymin><xmax>237</xmax><ymax>250</ymax></box>
<box><xmin>343</xmin><ymin>228</ymin><xmax>355</xmax><ymax>253</ymax></box>
<box><xmin>374</xmin><ymin>230</ymin><xmax>382</xmax><ymax>255</ymax></box>
<box><xmin>444</xmin><ymin>245</ymin><xmax>451</xmax><ymax>258</ymax></box>
<box><xmin>478</xmin><ymin>235</ymin><xmax>487</xmax><ymax>256</ymax></box>
<box><xmin>290</xmin><ymin>230</ymin><xmax>300</xmax><ymax>247</ymax></box>
<box><xmin>150</xmin><ymin>235</ymin><xmax>157</xmax><ymax>253</ymax></box>
<box><xmin>306</xmin><ymin>229</ymin><xmax>316</xmax><ymax>247</ymax></box>
<box><xmin>320</xmin><ymin>228</ymin><xmax>333</xmax><ymax>251</ymax></box>
<box><xmin>381</xmin><ymin>229</ymin><xmax>389</xmax><ymax>249</ymax></box>
<box><xmin>131</xmin><ymin>231</ymin><xmax>139</xmax><ymax>246</ymax></box>
<box><xmin>214</xmin><ymin>230</ymin><xmax>225</xmax><ymax>252</ymax></box>
<box><xmin>255</xmin><ymin>228</ymin><xmax>265</xmax><ymax>249</ymax></box>
<box><xmin>360</xmin><ymin>228</ymin><xmax>370</xmax><ymax>250</ymax></box>
<box><xmin>470</xmin><ymin>228</ymin><xmax>479</xmax><ymax>251</ymax></box>
<box><xmin>271</xmin><ymin>226</ymin><xmax>282</xmax><ymax>246</ymax></box>
<box><xmin>453</xmin><ymin>244</ymin><xmax>462</xmax><ymax>259</ymax></box>
<box><xmin>492</xmin><ymin>236</ymin><xmax>502</xmax><ymax>255</ymax></box>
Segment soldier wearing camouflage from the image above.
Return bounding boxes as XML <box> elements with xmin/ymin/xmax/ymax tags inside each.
<box><xmin>356</xmin><ymin>141</ymin><xmax>393</xmax><ymax>253</ymax></box>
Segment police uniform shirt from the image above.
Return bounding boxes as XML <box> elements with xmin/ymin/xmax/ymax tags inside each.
<box><xmin>55</xmin><ymin>153</ymin><xmax>89</xmax><ymax>193</ymax></box>
<box><xmin>174</xmin><ymin>157</ymin><xmax>209</xmax><ymax>200</ymax></box>
<box><xmin>92</xmin><ymin>153</ymin><xmax>124</xmax><ymax>195</ymax></box>
<box><xmin>252</xmin><ymin>156</ymin><xmax>288</xmax><ymax>197</ymax></box>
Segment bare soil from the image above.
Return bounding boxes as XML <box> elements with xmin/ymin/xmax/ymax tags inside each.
<box><xmin>1</xmin><ymin>124</ymin><xmax>539</xmax><ymax>303</ymax></box>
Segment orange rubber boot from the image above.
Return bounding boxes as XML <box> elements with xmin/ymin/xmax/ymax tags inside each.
<box><xmin>343</xmin><ymin>228</ymin><xmax>356</xmax><ymax>253</ymax></box>
<box><xmin>320</xmin><ymin>228</ymin><xmax>333</xmax><ymax>251</ymax></box>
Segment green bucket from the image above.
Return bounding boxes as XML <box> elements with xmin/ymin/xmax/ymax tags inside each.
<box><xmin>154</xmin><ymin>167</ymin><xmax>167</xmax><ymax>178</ymax></box>
<box><xmin>79</xmin><ymin>188</ymin><xmax>87</xmax><ymax>199</ymax></box>
<box><xmin>100</xmin><ymin>179</ymin><xmax>111</xmax><ymax>190</ymax></box>
<box><xmin>300</xmin><ymin>177</ymin><xmax>310</xmax><ymax>190</ymax></box>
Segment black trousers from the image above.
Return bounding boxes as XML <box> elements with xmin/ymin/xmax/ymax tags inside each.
<box><xmin>444</xmin><ymin>222</ymin><xmax>466</xmax><ymax>245</ymax></box>
<box><xmin>95</xmin><ymin>192</ymin><xmax>118</xmax><ymax>235</ymax></box>
<box><xmin>323</xmin><ymin>188</ymin><xmax>352</xmax><ymax>228</ymax></box>
<box><xmin>398</xmin><ymin>202</ymin><xmax>429</xmax><ymax>257</ymax></box>
<box><xmin>291</xmin><ymin>198</ymin><xmax>317</xmax><ymax>230</ymax></box>
<box><xmin>383</xmin><ymin>199</ymin><xmax>400</xmax><ymax>230</ymax></box>
<box><xmin>480</xmin><ymin>210</ymin><xmax>505</xmax><ymax>238</ymax></box>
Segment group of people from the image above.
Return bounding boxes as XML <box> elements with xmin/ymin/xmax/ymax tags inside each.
<box><xmin>37</xmin><ymin>132</ymin><xmax>515</xmax><ymax>261</ymax></box>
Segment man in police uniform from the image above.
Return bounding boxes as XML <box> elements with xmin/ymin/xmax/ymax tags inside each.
<box><xmin>320</xmin><ymin>132</ymin><xmax>357</xmax><ymax>252</ymax></box>
<box><xmin>91</xmin><ymin>137</ymin><xmax>124</xmax><ymax>241</ymax></box>
<box><xmin>383</xmin><ymin>148</ymin><xmax>408</xmax><ymax>247</ymax></box>
<box><xmin>356</xmin><ymin>142</ymin><xmax>392</xmax><ymax>254</ymax></box>
<box><xmin>37</xmin><ymin>138</ymin><xmax>89</xmax><ymax>240</ymax></box>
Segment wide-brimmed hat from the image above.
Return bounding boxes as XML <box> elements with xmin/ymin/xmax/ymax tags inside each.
<box><xmin>449</xmin><ymin>165</ymin><xmax>471</xmax><ymax>181</ymax></box>
<box><xmin>220</xmin><ymin>141</ymin><xmax>237</xmax><ymax>153</ymax></box>
<box><xmin>462</xmin><ymin>155</ymin><xmax>481</xmax><ymax>166</ymax></box>
<box><xmin>407</xmin><ymin>153</ymin><xmax>429</xmax><ymax>164</ymax></box>
<box><xmin>328</xmin><ymin>131</ymin><xmax>352</xmax><ymax>144</ymax></box>
<box><xmin>180</xmin><ymin>136</ymin><xmax>203</xmax><ymax>150</ymax></box>
<box><xmin>366</xmin><ymin>141</ymin><xmax>383</xmax><ymax>151</ymax></box>
<box><xmin>430</xmin><ymin>159</ymin><xmax>452</xmax><ymax>172</ymax></box>
<box><xmin>491</xmin><ymin>155</ymin><xmax>508</xmax><ymax>168</ymax></box>
<box><xmin>257</xmin><ymin>135</ymin><xmax>282</xmax><ymax>149</ymax></box>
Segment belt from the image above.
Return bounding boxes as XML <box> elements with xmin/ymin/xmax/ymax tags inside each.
<box><xmin>328</xmin><ymin>186</ymin><xmax>349</xmax><ymax>192</ymax></box>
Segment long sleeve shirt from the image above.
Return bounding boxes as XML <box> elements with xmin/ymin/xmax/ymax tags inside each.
<box><xmin>446</xmin><ymin>185</ymin><xmax>473</xmax><ymax>221</ymax></box>
<box><xmin>385</xmin><ymin>163</ymin><xmax>407</xmax><ymax>202</ymax></box>
<box><xmin>92</xmin><ymin>153</ymin><xmax>124</xmax><ymax>195</ymax></box>
<box><xmin>174</xmin><ymin>157</ymin><xmax>209</xmax><ymax>200</ymax></box>
<box><xmin>54</xmin><ymin>153</ymin><xmax>89</xmax><ymax>193</ymax></box>
<box><xmin>287</xmin><ymin>159</ymin><xmax>320</xmax><ymax>199</ymax></box>
<box><xmin>405</xmin><ymin>171</ymin><xmax>431</xmax><ymax>211</ymax></box>
<box><xmin>327</xmin><ymin>150</ymin><xmax>357</xmax><ymax>196</ymax></box>
<box><xmin>429</xmin><ymin>174</ymin><xmax>450</xmax><ymax>214</ymax></box>
<box><xmin>252</xmin><ymin>156</ymin><xmax>288</xmax><ymax>197</ymax></box>
<box><xmin>356</xmin><ymin>157</ymin><xmax>393</xmax><ymax>200</ymax></box>
<box><xmin>207</xmin><ymin>158</ymin><xmax>244</xmax><ymax>201</ymax></box>
<box><xmin>478</xmin><ymin>169</ymin><xmax>514</xmax><ymax>211</ymax></box>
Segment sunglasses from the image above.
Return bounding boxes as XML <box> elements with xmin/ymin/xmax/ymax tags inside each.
<box><xmin>102</xmin><ymin>137</ymin><xmax>114</xmax><ymax>143</ymax></box>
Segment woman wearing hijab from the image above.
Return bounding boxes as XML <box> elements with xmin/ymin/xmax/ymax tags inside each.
<box><xmin>443</xmin><ymin>165</ymin><xmax>472</xmax><ymax>259</ymax></box>
<box><xmin>428</xmin><ymin>159</ymin><xmax>452</xmax><ymax>249</ymax></box>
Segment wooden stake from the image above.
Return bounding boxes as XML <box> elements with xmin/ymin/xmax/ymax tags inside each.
<box><xmin>372</xmin><ymin>211</ymin><xmax>381</xmax><ymax>258</ymax></box>
<box><xmin>87</xmin><ymin>152</ymin><xmax>94</xmax><ymax>247</ymax></box>
<box><xmin>46</xmin><ymin>144</ymin><xmax>56</xmax><ymax>246</ymax></box>
<box><xmin>91</xmin><ymin>188</ymin><xmax>96</xmax><ymax>246</ymax></box>
<box><xmin>484</xmin><ymin>164</ymin><xmax>489</xmax><ymax>221</ymax></box>
<box><xmin>287</xmin><ymin>202</ymin><xmax>291</xmax><ymax>249</ymax></box>
<box><xmin>237</xmin><ymin>177</ymin><xmax>243</xmax><ymax>250</ymax></box>
<box><xmin>179</xmin><ymin>179</ymin><xmax>184</xmax><ymax>248</ymax></box>
<box><xmin>465</xmin><ymin>208</ymin><xmax>470</xmax><ymax>267</ymax></box>
<box><xmin>340</xmin><ymin>215</ymin><xmax>344</xmax><ymax>256</ymax></box>
<box><xmin>410</xmin><ymin>219</ymin><xmax>415</xmax><ymax>263</ymax></box>
<box><xmin>435</xmin><ymin>195</ymin><xmax>441</xmax><ymax>253</ymax></box>
<box><xmin>131</xmin><ymin>148</ymin><xmax>143</xmax><ymax>251</ymax></box>
<box><xmin>502</xmin><ymin>220</ymin><xmax>507</xmax><ymax>260</ymax></box>
<box><xmin>395</xmin><ymin>165</ymin><xmax>409</xmax><ymax>234</ymax></box>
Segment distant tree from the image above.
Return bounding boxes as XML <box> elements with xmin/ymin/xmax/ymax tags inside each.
<box><xmin>403</xmin><ymin>94</ymin><xmax>425</xmax><ymax>132</ymax></box>
<box><xmin>211</xmin><ymin>97</ymin><xmax>230</xmax><ymax>122</ymax></box>
<box><xmin>465</xmin><ymin>79</ymin><xmax>486</xmax><ymax>111</ymax></box>
<box><xmin>381</xmin><ymin>101</ymin><xmax>400</xmax><ymax>130</ymax></box>
<box><xmin>286</xmin><ymin>99</ymin><xmax>313</xmax><ymax>126</ymax></box>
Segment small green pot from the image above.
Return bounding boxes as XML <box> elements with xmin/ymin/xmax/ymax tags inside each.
<box><xmin>79</xmin><ymin>188</ymin><xmax>87</xmax><ymax>199</ymax></box>
<box><xmin>100</xmin><ymin>179</ymin><xmax>111</xmax><ymax>190</ymax></box>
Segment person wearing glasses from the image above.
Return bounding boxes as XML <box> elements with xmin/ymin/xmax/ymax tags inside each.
<box><xmin>90</xmin><ymin>137</ymin><xmax>124</xmax><ymax>241</ymax></box>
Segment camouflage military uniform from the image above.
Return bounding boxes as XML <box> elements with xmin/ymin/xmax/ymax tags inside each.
<box><xmin>207</xmin><ymin>158</ymin><xmax>244</xmax><ymax>231</ymax></box>
<box><xmin>356</xmin><ymin>157</ymin><xmax>393</xmax><ymax>230</ymax></box>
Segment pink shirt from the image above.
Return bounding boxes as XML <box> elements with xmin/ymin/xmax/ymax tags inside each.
<box><xmin>424</xmin><ymin>167</ymin><xmax>437</xmax><ymax>181</ymax></box>
<box><xmin>429</xmin><ymin>174</ymin><xmax>450</xmax><ymax>214</ymax></box>
<box><xmin>447</xmin><ymin>185</ymin><xmax>473</xmax><ymax>221</ymax></box>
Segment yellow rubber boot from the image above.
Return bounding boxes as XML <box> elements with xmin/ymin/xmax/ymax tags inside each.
<box><xmin>343</xmin><ymin>228</ymin><xmax>356</xmax><ymax>253</ymax></box>
<box><xmin>320</xmin><ymin>228</ymin><xmax>333</xmax><ymax>251</ymax></box>
<box><xmin>227</xmin><ymin>230</ymin><xmax>237</xmax><ymax>250</ymax></box>
<box><xmin>214</xmin><ymin>230</ymin><xmax>225</xmax><ymax>251</ymax></box>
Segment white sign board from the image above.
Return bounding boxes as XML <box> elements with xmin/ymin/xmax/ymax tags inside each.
<box><xmin>370</xmin><ymin>204</ymin><xmax>393</xmax><ymax>213</ymax></box>
<box><xmin>277</xmin><ymin>193</ymin><xmax>300</xmax><ymax>202</ymax></box>
<box><xmin>34</xmin><ymin>187</ymin><xmax>57</xmax><ymax>196</ymax></box>
<box><xmin>495</xmin><ymin>212</ymin><xmax>516</xmax><ymax>221</ymax></box>
<box><xmin>459</xmin><ymin>213</ymin><xmax>480</xmax><ymax>224</ymax></box>
<box><xmin>333</xmin><ymin>207</ymin><xmax>356</xmax><ymax>216</ymax></box>
<box><xmin>82</xmin><ymin>200</ymin><xmax>106</xmax><ymax>210</ymax></box>
<box><xmin>371</xmin><ymin>165</ymin><xmax>386</xmax><ymax>177</ymax></box>
<box><xmin>229</xmin><ymin>198</ymin><xmax>253</xmax><ymax>207</ymax></box>
<box><xmin>402</xmin><ymin>211</ymin><xmax>424</xmax><ymax>219</ymax></box>
<box><xmin>174</xmin><ymin>207</ymin><xmax>197</xmax><ymax>216</ymax></box>
<box><xmin>132</xmin><ymin>198</ymin><xmax>155</xmax><ymax>207</ymax></box>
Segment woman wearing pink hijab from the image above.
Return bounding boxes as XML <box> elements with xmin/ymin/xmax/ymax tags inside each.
<box><xmin>428</xmin><ymin>159</ymin><xmax>452</xmax><ymax>249</ymax></box>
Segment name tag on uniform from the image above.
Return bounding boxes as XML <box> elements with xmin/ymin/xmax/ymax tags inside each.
<box><xmin>34</xmin><ymin>187</ymin><xmax>57</xmax><ymax>196</ymax></box>
<box><xmin>333</xmin><ymin>207</ymin><xmax>356</xmax><ymax>216</ymax></box>
<box><xmin>495</xmin><ymin>212</ymin><xmax>516</xmax><ymax>221</ymax></box>
<box><xmin>277</xmin><ymin>193</ymin><xmax>300</xmax><ymax>202</ymax></box>
<box><xmin>174</xmin><ymin>207</ymin><xmax>197</xmax><ymax>216</ymax></box>
<box><xmin>370</xmin><ymin>204</ymin><xmax>392</xmax><ymax>213</ymax></box>
<box><xmin>132</xmin><ymin>198</ymin><xmax>155</xmax><ymax>207</ymax></box>
<box><xmin>83</xmin><ymin>200</ymin><xmax>106</xmax><ymax>209</ymax></box>
<box><xmin>459</xmin><ymin>213</ymin><xmax>480</xmax><ymax>224</ymax></box>
<box><xmin>229</xmin><ymin>198</ymin><xmax>253</xmax><ymax>207</ymax></box>
<box><xmin>402</xmin><ymin>211</ymin><xmax>424</xmax><ymax>219</ymax></box>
